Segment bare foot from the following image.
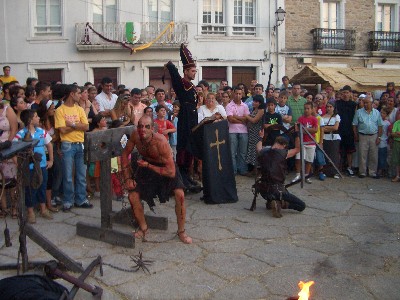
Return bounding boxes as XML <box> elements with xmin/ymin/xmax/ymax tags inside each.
<box><xmin>133</xmin><ymin>227</ymin><xmax>148</xmax><ymax>241</ymax></box>
<box><xmin>177</xmin><ymin>230</ymin><xmax>192</xmax><ymax>244</ymax></box>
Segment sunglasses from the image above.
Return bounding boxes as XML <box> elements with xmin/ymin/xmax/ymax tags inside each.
<box><xmin>137</xmin><ymin>124</ymin><xmax>151</xmax><ymax>129</ymax></box>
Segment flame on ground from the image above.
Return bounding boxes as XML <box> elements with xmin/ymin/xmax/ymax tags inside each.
<box><xmin>298</xmin><ymin>281</ymin><xmax>315</xmax><ymax>300</ymax></box>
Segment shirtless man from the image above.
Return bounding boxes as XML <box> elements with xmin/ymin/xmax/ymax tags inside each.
<box><xmin>121</xmin><ymin>115</ymin><xmax>192</xmax><ymax>244</ymax></box>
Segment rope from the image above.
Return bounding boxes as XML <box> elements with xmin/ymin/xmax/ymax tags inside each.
<box><xmin>131</xmin><ymin>22</ymin><xmax>174</xmax><ymax>53</ymax></box>
<box><xmin>85</xmin><ymin>23</ymin><xmax>133</xmax><ymax>51</ymax></box>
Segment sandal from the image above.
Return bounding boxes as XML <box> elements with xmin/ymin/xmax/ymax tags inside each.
<box><xmin>177</xmin><ymin>230</ymin><xmax>192</xmax><ymax>244</ymax></box>
<box><xmin>47</xmin><ymin>206</ymin><xmax>59</xmax><ymax>213</ymax></box>
<box><xmin>133</xmin><ymin>227</ymin><xmax>148</xmax><ymax>241</ymax></box>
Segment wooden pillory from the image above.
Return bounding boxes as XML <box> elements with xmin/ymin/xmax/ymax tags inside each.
<box><xmin>0</xmin><ymin>141</ymin><xmax>83</xmax><ymax>273</ymax></box>
<box><xmin>76</xmin><ymin>126</ymin><xmax>168</xmax><ymax>248</ymax></box>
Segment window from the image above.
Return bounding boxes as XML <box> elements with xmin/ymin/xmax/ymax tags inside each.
<box><xmin>93</xmin><ymin>68</ymin><xmax>118</xmax><ymax>88</ymax></box>
<box><xmin>319</xmin><ymin>1</ymin><xmax>347</xmax><ymax>49</ymax></box>
<box><xmin>233</xmin><ymin>0</ymin><xmax>255</xmax><ymax>35</ymax></box>
<box><xmin>35</xmin><ymin>0</ymin><xmax>62</xmax><ymax>35</ymax></box>
<box><xmin>202</xmin><ymin>67</ymin><xmax>227</xmax><ymax>92</ymax></box>
<box><xmin>322</xmin><ymin>1</ymin><xmax>339</xmax><ymax>29</ymax></box>
<box><xmin>377</xmin><ymin>4</ymin><xmax>394</xmax><ymax>31</ymax></box>
<box><xmin>202</xmin><ymin>0</ymin><xmax>225</xmax><ymax>35</ymax></box>
<box><xmin>149</xmin><ymin>67</ymin><xmax>171</xmax><ymax>95</ymax></box>
<box><xmin>148</xmin><ymin>0</ymin><xmax>172</xmax><ymax>23</ymax></box>
<box><xmin>37</xmin><ymin>69</ymin><xmax>63</xmax><ymax>83</ymax></box>
<box><xmin>92</xmin><ymin>0</ymin><xmax>117</xmax><ymax>23</ymax></box>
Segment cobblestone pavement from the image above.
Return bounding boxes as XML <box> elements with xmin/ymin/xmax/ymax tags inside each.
<box><xmin>1</xmin><ymin>174</ymin><xmax>399</xmax><ymax>299</ymax></box>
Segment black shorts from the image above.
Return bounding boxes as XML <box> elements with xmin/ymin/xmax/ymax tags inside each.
<box><xmin>134</xmin><ymin>163</ymin><xmax>185</xmax><ymax>208</ymax></box>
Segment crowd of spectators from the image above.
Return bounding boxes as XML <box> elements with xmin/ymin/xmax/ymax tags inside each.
<box><xmin>0</xmin><ymin>65</ymin><xmax>399</xmax><ymax>223</ymax></box>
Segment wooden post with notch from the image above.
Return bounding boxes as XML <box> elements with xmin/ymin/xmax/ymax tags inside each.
<box><xmin>76</xmin><ymin>126</ymin><xmax>168</xmax><ymax>248</ymax></box>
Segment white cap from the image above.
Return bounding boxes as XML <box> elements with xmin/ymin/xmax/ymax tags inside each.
<box><xmin>359</xmin><ymin>94</ymin><xmax>366</xmax><ymax>99</ymax></box>
<box><xmin>46</xmin><ymin>100</ymin><xmax>54</xmax><ymax>110</ymax></box>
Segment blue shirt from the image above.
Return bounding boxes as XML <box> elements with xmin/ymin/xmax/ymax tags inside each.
<box><xmin>15</xmin><ymin>127</ymin><xmax>51</xmax><ymax>169</ymax></box>
<box><xmin>352</xmin><ymin>108</ymin><xmax>382</xmax><ymax>134</ymax></box>
<box><xmin>169</xmin><ymin>115</ymin><xmax>178</xmax><ymax>146</ymax></box>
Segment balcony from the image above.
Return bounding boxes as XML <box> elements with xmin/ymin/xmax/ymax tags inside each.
<box><xmin>76</xmin><ymin>22</ymin><xmax>188</xmax><ymax>51</ymax></box>
<box><xmin>311</xmin><ymin>28</ymin><xmax>355</xmax><ymax>51</ymax></box>
<box><xmin>368</xmin><ymin>31</ymin><xmax>400</xmax><ymax>52</ymax></box>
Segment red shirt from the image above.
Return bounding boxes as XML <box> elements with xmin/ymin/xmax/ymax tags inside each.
<box><xmin>154</xmin><ymin>119</ymin><xmax>175</xmax><ymax>140</ymax></box>
<box><xmin>297</xmin><ymin>115</ymin><xmax>318</xmax><ymax>145</ymax></box>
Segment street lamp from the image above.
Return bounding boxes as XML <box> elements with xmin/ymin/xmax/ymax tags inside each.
<box><xmin>274</xmin><ymin>7</ymin><xmax>286</xmax><ymax>31</ymax></box>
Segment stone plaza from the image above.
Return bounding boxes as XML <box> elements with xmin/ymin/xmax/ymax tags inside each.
<box><xmin>1</xmin><ymin>174</ymin><xmax>399</xmax><ymax>299</ymax></box>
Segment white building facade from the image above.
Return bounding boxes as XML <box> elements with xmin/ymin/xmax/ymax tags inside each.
<box><xmin>0</xmin><ymin>0</ymin><xmax>286</xmax><ymax>91</ymax></box>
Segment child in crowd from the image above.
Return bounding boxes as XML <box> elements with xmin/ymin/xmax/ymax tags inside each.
<box><xmin>154</xmin><ymin>105</ymin><xmax>176</xmax><ymax>141</ymax></box>
<box><xmin>275</xmin><ymin>91</ymin><xmax>292</xmax><ymax>130</ymax></box>
<box><xmin>144</xmin><ymin>106</ymin><xmax>153</xmax><ymax>118</ymax></box>
<box><xmin>110</xmin><ymin>119</ymin><xmax>125</xmax><ymax>201</ymax></box>
<box><xmin>37</xmin><ymin>99</ymin><xmax>59</xmax><ymax>213</ymax></box>
<box><xmin>292</xmin><ymin>102</ymin><xmax>318</xmax><ymax>184</ymax></box>
<box><xmin>312</xmin><ymin>102</ymin><xmax>326</xmax><ymax>180</ymax></box>
<box><xmin>390</xmin><ymin>117</ymin><xmax>400</xmax><ymax>182</ymax></box>
<box><xmin>14</xmin><ymin>109</ymin><xmax>53</xmax><ymax>224</ymax></box>
<box><xmin>87</xmin><ymin>114</ymin><xmax>107</xmax><ymax>197</ymax></box>
<box><xmin>378</xmin><ymin>108</ymin><xmax>390</xmax><ymax>177</ymax></box>
<box><xmin>169</xmin><ymin>101</ymin><xmax>180</xmax><ymax>161</ymax></box>
<box><xmin>263</xmin><ymin>98</ymin><xmax>282</xmax><ymax>147</ymax></box>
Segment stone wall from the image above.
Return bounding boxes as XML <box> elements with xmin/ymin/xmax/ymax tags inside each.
<box><xmin>285</xmin><ymin>0</ymin><xmax>321</xmax><ymax>51</ymax></box>
<box><xmin>284</xmin><ymin>0</ymin><xmax>379</xmax><ymax>80</ymax></box>
<box><xmin>345</xmin><ymin>0</ymin><xmax>375</xmax><ymax>52</ymax></box>
<box><xmin>285</xmin><ymin>0</ymin><xmax>375</xmax><ymax>52</ymax></box>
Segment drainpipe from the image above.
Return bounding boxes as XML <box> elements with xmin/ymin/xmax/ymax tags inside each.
<box><xmin>275</xmin><ymin>0</ymin><xmax>280</xmax><ymax>86</ymax></box>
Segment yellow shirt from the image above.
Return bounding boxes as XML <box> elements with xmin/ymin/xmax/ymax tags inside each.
<box><xmin>315</xmin><ymin>115</ymin><xmax>324</xmax><ymax>143</ymax></box>
<box><xmin>55</xmin><ymin>104</ymin><xmax>88</xmax><ymax>142</ymax></box>
<box><xmin>0</xmin><ymin>75</ymin><xmax>17</xmax><ymax>84</ymax></box>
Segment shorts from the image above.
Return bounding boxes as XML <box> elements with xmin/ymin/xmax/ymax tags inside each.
<box><xmin>134</xmin><ymin>162</ymin><xmax>185</xmax><ymax>208</ymax></box>
<box><xmin>314</xmin><ymin>147</ymin><xmax>326</xmax><ymax>167</ymax></box>
<box><xmin>295</xmin><ymin>145</ymin><xmax>316</xmax><ymax>163</ymax></box>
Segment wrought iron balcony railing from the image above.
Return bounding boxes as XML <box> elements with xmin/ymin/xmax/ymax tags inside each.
<box><xmin>368</xmin><ymin>31</ymin><xmax>400</xmax><ymax>52</ymax></box>
<box><xmin>311</xmin><ymin>28</ymin><xmax>355</xmax><ymax>51</ymax></box>
<box><xmin>76</xmin><ymin>22</ymin><xmax>188</xmax><ymax>50</ymax></box>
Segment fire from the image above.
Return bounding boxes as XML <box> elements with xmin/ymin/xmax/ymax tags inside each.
<box><xmin>298</xmin><ymin>281</ymin><xmax>315</xmax><ymax>300</ymax></box>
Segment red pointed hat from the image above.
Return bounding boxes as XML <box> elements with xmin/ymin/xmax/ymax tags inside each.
<box><xmin>180</xmin><ymin>43</ymin><xmax>196</xmax><ymax>69</ymax></box>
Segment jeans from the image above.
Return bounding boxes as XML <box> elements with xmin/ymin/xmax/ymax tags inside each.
<box><xmin>378</xmin><ymin>147</ymin><xmax>388</xmax><ymax>170</ymax></box>
<box><xmin>229</xmin><ymin>133</ymin><xmax>248</xmax><ymax>175</ymax></box>
<box><xmin>61</xmin><ymin>142</ymin><xmax>87</xmax><ymax>208</ymax></box>
<box><xmin>51</xmin><ymin>143</ymin><xmax>63</xmax><ymax>198</ymax></box>
<box><xmin>25</xmin><ymin>167</ymin><xmax>48</xmax><ymax>208</ymax></box>
<box><xmin>314</xmin><ymin>147</ymin><xmax>326</xmax><ymax>167</ymax></box>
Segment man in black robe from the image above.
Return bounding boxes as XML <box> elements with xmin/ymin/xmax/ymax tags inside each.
<box><xmin>165</xmin><ymin>44</ymin><xmax>201</xmax><ymax>193</ymax></box>
<box><xmin>256</xmin><ymin>135</ymin><xmax>306</xmax><ymax>218</ymax></box>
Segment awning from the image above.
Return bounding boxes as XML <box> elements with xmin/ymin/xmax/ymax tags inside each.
<box><xmin>290</xmin><ymin>65</ymin><xmax>400</xmax><ymax>92</ymax></box>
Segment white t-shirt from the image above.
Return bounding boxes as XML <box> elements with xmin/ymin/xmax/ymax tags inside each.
<box><xmin>379</xmin><ymin>119</ymin><xmax>391</xmax><ymax>148</ymax></box>
<box><xmin>388</xmin><ymin>107</ymin><xmax>398</xmax><ymax>124</ymax></box>
<box><xmin>197</xmin><ymin>104</ymin><xmax>227</xmax><ymax>123</ymax></box>
<box><xmin>95</xmin><ymin>91</ymin><xmax>118</xmax><ymax>112</ymax></box>
<box><xmin>322</xmin><ymin>114</ymin><xmax>341</xmax><ymax>141</ymax></box>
